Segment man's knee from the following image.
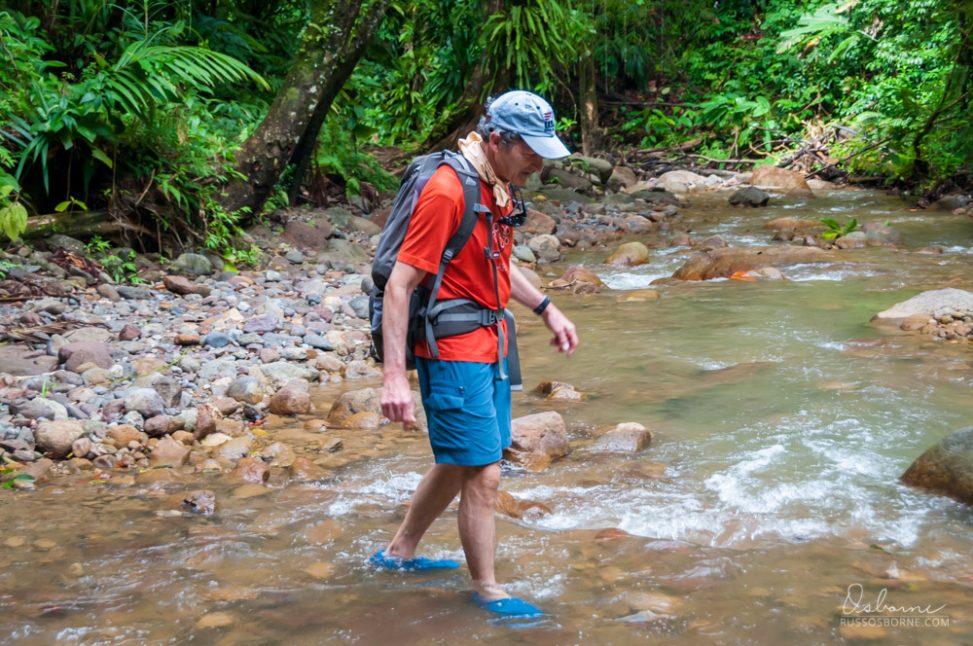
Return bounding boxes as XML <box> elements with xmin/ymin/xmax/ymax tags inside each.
<box><xmin>463</xmin><ymin>463</ymin><xmax>501</xmax><ymax>497</ymax></box>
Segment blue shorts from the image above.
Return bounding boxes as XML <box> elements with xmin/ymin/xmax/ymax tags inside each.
<box><xmin>415</xmin><ymin>358</ymin><xmax>512</xmax><ymax>467</ymax></box>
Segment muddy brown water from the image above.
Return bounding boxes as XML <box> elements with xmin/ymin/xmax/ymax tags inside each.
<box><xmin>2</xmin><ymin>189</ymin><xmax>972</xmax><ymax>644</ymax></box>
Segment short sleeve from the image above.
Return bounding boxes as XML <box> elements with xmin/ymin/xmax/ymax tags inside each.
<box><xmin>396</xmin><ymin>165</ymin><xmax>465</xmax><ymax>276</ymax></box>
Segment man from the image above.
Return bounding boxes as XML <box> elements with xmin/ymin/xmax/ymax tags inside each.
<box><xmin>372</xmin><ymin>91</ymin><xmax>579</xmax><ymax>617</ymax></box>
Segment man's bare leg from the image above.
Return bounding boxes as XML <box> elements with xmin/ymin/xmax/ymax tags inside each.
<box><xmin>385</xmin><ymin>463</ymin><xmax>464</xmax><ymax>559</ymax></box>
<box><xmin>458</xmin><ymin>462</ymin><xmax>509</xmax><ymax>600</ymax></box>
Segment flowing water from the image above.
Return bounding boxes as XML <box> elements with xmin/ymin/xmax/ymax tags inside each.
<box><xmin>2</xmin><ymin>189</ymin><xmax>972</xmax><ymax>645</ymax></box>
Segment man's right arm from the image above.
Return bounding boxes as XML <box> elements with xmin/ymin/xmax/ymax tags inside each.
<box><xmin>380</xmin><ymin>261</ymin><xmax>428</xmax><ymax>425</ymax></box>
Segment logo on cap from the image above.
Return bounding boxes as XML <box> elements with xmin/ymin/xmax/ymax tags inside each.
<box><xmin>543</xmin><ymin>110</ymin><xmax>554</xmax><ymax>134</ymax></box>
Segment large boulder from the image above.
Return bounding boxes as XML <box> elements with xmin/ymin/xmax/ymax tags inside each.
<box><xmin>750</xmin><ymin>166</ymin><xmax>813</xmax><ymax>196</ymax></box>
<box><xmin>606</xmin><ymin>241</ymin><xmax>650</xmax><ymax>267</ymax></box>
<box><xmin>35</xmin><ymin>420</ymin><xmax>84</xmax><ymax>458</ymax></box>
<box><xmin>872</xmin><ymin>289</ymin><xmax>973</xmax><ymax>324</ymax></box>
<box><xmin>901</xmin><ymin>427</ymin><xmax>973</xmax><ymax>504</ymax></box>
<box><xmin>672</xmin><ymin>246</ymin><xmax>834</xmax><ymax>280</ymax></box>
<box><xmin>507</xmin><ymin>411</ymin><xmax>568</xmax><ymax>459</ymax></box>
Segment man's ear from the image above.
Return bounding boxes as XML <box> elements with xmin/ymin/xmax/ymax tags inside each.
<box><xmin>487</xmin><ymin>130</ymin><xmax>502</xmax><ymax>147</ymax></box>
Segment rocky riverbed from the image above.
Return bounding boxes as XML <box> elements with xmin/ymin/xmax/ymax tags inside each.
<box><xmin>1</xmin><ymin>158</ymin><xmax>970</xmax><ymax>494</ymax></box>
<box><xmin>2</xmin><ymin>157</ymin><xmax>973</xmax><ymax>643</ymax></box>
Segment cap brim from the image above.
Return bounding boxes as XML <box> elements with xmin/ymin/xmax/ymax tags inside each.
<box><xmin>522</xmin><ymin>134</ymin><xmax>571</xmax><ymax>160</ymax></box>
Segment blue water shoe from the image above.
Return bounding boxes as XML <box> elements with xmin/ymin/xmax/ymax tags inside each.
<box><xmin>368</xmin><ymin>549</ymin><xmax>461</xmax><ymax>572</ymax></box>
<box><xmin>472</xmin><ymin>592</ymin><xmax>545</xmax><ymax>618</ymax></box>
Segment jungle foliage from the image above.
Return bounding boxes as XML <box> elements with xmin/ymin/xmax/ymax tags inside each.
<box><xmin>0</xmin><ymin>0</ymin><xmax>970</xmax><ymax>252</ymax></box>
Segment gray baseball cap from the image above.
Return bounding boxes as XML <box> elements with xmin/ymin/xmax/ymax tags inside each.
<box><xmin>486</xmin><ymin>91</ymin><xmax>571</xmax><ymax>160</ymax></box>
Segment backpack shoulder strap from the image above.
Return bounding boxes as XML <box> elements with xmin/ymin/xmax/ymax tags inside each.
<box><xmin>423</xmin><ymin>152</ymin><xmax>488</xmax><ymax>358</ymax></box>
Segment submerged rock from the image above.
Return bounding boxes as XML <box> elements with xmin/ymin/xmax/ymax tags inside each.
<box><xmin>901</xmin><ymin>427</ymin><xmax>973</xmax><ymax>505</ymax></box>
<box><xmin>672</xmin><ymin>246</ymin><xmax>834</xmax><ymax>280</ymax></box>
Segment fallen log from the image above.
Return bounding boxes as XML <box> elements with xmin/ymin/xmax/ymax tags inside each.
<box><xmin>24</xmin><ymin>210</ymin><xmax>153</xmax><ymax>241</ymax></box>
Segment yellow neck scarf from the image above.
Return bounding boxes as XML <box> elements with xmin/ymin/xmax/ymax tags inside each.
<box><xmin>457</xmin><ymin>131</ymin><xmax>511</xmax><ymax>208</ymax></box>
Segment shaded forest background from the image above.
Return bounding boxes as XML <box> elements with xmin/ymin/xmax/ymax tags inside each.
<box><xmin>1</xmin><ymin>0</ymin><xmax>971</xmax><ymax>259</ymax></box>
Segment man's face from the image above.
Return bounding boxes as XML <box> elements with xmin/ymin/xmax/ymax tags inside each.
<box><xmin>489</xmin><ymin>134</ymin><xmax>544</xmax><ymax>185</ymax></box>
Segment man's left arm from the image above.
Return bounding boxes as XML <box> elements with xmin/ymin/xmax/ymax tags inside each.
<box><xmin>509</xmin><ymin>263</ymin><xmax>579</xmax><ymax>355</ymax></box>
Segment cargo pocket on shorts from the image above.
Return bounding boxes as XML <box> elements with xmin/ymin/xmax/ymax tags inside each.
<box><xmin>424</xmin><ymin>385</ymin><xmax>465</xmax><ymax>411</ymax></box>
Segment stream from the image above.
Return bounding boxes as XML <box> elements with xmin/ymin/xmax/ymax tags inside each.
<box><xmin>1</xmin><ymin>188</ymin><xmax>971</xmax><ymax>644</ymax></box>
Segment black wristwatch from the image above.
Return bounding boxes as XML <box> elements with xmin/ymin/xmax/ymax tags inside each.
<box><xmin>533</xmin><ymin>296</ymin><xmax>551</xmax><ymax>316</ymax></box>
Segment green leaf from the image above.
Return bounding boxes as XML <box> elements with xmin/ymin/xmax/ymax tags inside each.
<box><xmin>0</xmin><ymin>203</ymin><xmax>28</xmax><ymax>241</ymax></box>
<box><xmin>90</xmin><ymin>146</ymin><xmax>114</xmax><ymax>169</ymax></box>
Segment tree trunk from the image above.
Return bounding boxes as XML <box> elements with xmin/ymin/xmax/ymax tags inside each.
<box><xmin>220</xmin><ymin>0</ymin><xmax>390</xmax><ymax>219</ymax></box>
<box><xmin>424</xmin><ymin>0</ymin><xmax>506</xmax><ymax>152</ymax></box>
<box><xmin>578</xmin><ymin>54</ymin><xmax>601</xmax><ymax>155</ymax></box>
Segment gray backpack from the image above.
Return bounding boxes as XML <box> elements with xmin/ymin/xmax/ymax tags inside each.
<box><xmin>369</xmin><ymin>150</ymin><xmax>521</xmax><ymax>385</ymax></box>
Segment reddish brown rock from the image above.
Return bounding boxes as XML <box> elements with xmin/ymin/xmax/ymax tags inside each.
<box><xmin>175</xmin><ymin>333</ymin><xmax>201</xmax><ymax>346</ymax></box>
<box><xmin>118</xmin><ymin>324</ymin><xmax>141</xmax><ymax>341</ymax></box>
<box><xmin>163</xmin><ymin>275</ymin><xmax>211</xmax><ymax>297</ymax></box>
<box><xmin>230</xmin><ymin>457</ymin><xmax>270</xmax><ymax>484</ymax></box>
<box><xmin>269</xmin><ymin>379</ymin><xmax>311</xmax><ymax>416</ymax></box>
<box><xmin>559</xmin><ymin>265</ymin><xmax>605</xmax><ymax>291</ymax></box>
<box><xmin>606</xmin><ymin>241</ymin><xmax>650</xmax><ymax>267</ymax></box>
<box><xmin>289</xmin><ymin>457</ymin><xmax>334</xmax><ymax>482</ymax></box>
<box><xmin>284</xmin><ymin>219</ymin><xmax>331</xmax><ymax>250</ymax></box>
<box><xmin>143</xmin><ymin>415</ymin><xmax>173</xmax><ymax>437</ymax></box>
<box><xmin>522</xmin><ymin>209</ymin><xmax>557</xmax><ymax>235</ymax></box>
<box><xmin>673</xmin><ymin>246</ymin><xmax>834</xmax><ymax>281</ymax></box>
<box><xmin>59</xmin><ymin>341</ymin><xmax>112</xmax><ymax>372</ymax></box>
<box><xmin>194</xmin><ymin>403</ymin><xmax>220</xmax><ymax>441</ymax></box>
<box><xmin>495</xmin><ymin>490</ymin><xmax>552</xmax><ymax>519</ymax></box>
<box><xmin>108</xmin><ymin>424</ymin><xmax>146</xmax><ymax>447</ymax></box>
<box><xmin>751</xmin><ymin>166</ymin><xmax>814</xmax><ymax>196</ymax></box>
<box><xmin>150</xmin><ymin>436</ymin><xmax>190</xmax><ymax>467</ymax></box>
<box><xmin>508</xmin><ymin>411</ymin><xmax>568</xmax><ymax>458</ymax></box>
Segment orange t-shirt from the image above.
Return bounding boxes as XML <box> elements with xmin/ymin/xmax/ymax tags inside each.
<box><xmin>397</xmin><ymin>164</ymin><xmax>514</xmax><ymax>363</ymax></box>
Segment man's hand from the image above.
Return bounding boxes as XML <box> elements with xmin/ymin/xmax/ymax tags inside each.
<box><xmin>542</xmin><ymin>304</ymin><xmax>579</xmax><ymax>356</ymax></box>
<box><xmin>381</xmin><ymin>371</ymin><xmax>416</xmax><ymax>426</ymax></box>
